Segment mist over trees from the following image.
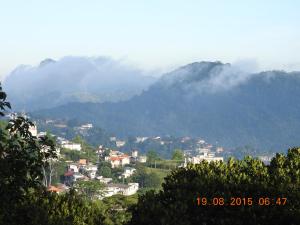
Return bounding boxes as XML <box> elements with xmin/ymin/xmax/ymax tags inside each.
<box><xmin>33</xmin><ymin>61</ymin><xmax>300</xmax><ymax>152</ymax></box>
<box><xmin>3</xmin><ymin>56</ymin><xmax>156</xmax><ymax>111</ymax></box>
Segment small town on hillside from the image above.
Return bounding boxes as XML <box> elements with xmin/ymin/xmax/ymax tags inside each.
<box><xmin>4</xmin><ymin>113</ymin><xmax>273</xmax><ymax>199</ymax></box>
<box><xmin>25</xmin><ymin>124</ymin><xmax>223</xmax><ymax>198</ymax></box>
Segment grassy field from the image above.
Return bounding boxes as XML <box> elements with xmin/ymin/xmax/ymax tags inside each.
<box><xmin>147</xmin><ymin>159</ymin><xmax>183</xmax><ymax>170</ymax></box>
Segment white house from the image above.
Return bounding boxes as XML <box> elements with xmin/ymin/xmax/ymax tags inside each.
<box><xmin>29</xmin><ymin>125</ymin><xmax>38</xmax><ymax>136</ymax></box>
<box><xmin>189</xmin><ymin>152</ymin><xmax>223</xmax><ymax>164</ymax></box>
<box><xmin>138</xmin><ymin>156</ymin><xmax>147</xmax><ymax>163</ymax></box>
<box><xmin>68</xmin><ymin>164</ymin><xmax>79</xmax><ymax>173</ymax></box>
<box><xmin>62</xmin><ymin>142</ymin><xmax>82</xmax><ymax>151</ymax></box>
<box><xmin>120</xmin><ymin>167</ymin><xmax>136</xmax><ymax>178</ymax></box>
<box><xmin>135</xmin><ymin>137</ymin><xmax>148</xmax><ymax>143</ymax></box>
<box><xmin>104</xmin><ymin>183</ymin><xmax>139</xmax><ymax>197</ymax></box>
<box><xmin>96</xmin><ymin>176</ymin><xmax>112</xmax><ymax>184</ymax></box>
<box><xmin>80</xmin><ymin>123</ymin><xmax>93</xmax><ymax>129</ymax></box>
<box><xmin>131</xmin><ymin>150</ymin><xmax>138</xmax><ymax>158</ymax></box>
<box><xmin>116</xmin><ymin>140</ymin><xmax>126</xmax><ymax>148</ymax></box>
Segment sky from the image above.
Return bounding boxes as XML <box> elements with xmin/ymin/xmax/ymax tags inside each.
<box><xmin>1</xmin><ymin>0</ymin><xmax>300</xmax><ymax>78</ymax></box>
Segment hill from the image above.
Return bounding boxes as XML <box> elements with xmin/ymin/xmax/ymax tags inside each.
<box><xmin>32</xmin><ymin>61</ymin><xmax>300</xmax><ymax>150</ymax></box>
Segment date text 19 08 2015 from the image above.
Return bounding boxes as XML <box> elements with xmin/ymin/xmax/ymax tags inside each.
<box><xmin>196</xmin><ymin>197</ymin><xmax>287</xmax><ymax>206</ymax></box>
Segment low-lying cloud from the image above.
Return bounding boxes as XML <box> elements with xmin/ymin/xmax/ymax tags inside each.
<box><xmin>3</xmin><ymin>56</ymin><xmax>156</xmax><ymax>111</ymax></box>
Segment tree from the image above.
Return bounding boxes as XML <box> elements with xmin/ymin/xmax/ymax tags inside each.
<box><xmin>14</xmin><ymin>189</ymin><xmax>107</xmax><ymax>225</ymax></box>
<box><xmin>99</xmin><ymin>166</ymin><xmax>112</xmax><ymax>178</ymax></box>
<box><xmin>97</xmin><ymin>161</ymin><xmax>112</xmax><ymax>178</ymax></box>
<box><xmin>171</xmin><ymin>149</ymin><xmax>184</xmax><ymax>160</ymax></box>
<box><xmin>129</xmin><ymin>149</ymin><xmax>300</xmax><ymax>225</ymax></box>
<box><xmin>144</xmin><ymin>172</ymin><xmax>161</xmax><ymax>188</ymax></box>
<box><xmin>132</xmin><ymin>164</ymin><xmax>148</xmax><ymax>188</ymax></box>
<box><xmin>75</xmin><ymin>180</ymin><xmax>104</xmax><ymax>200</ymax></box>
<box><xmin>0</xmin><ymin>83</ymin><xmax>57</xmax><ymax>223</ymax></box>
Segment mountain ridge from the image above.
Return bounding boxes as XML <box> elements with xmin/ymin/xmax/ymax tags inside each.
<box><xmin>30</xmin><ymin>61</ymin><xmax>300</xmax><ymax>151</ymax></box>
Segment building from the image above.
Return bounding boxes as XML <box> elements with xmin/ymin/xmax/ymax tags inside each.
<box><xmin>216</xmin><ymin>147</ymin><xmax>224</xmax><ymax>153</ymax></box>
<box><xmin>116</xmin><ymin>140</ymin><xmax>126</xmax><ymax>148</ymax></box>
<box><xmin>137</xmin><ymin>155</ymin><xmax>147</xmax><ymax>163</ymax></box>
<box><xmin>110</xmin><ymin>137</ymin><xmax>117</xmax><ymax>142</ymax></box>
<box><xmin>131</xmin><ymin>150</ymin><xmax>138</xmax><ymax>158</ymax></box>
<box><xmin>120</xmin><ymin>167</ymin><xmax>136</xmax><ymax>178</ymax></box>
<box><xmin>96</xmin><ymin>176</ymin><xmax>112</xmax><ymax>184</ymax></box>
<box><xmin>79</xmin><ymin>159</ymin><xmax>87</xmax><ymax>165</ymax></box>
<box><xmin>104</xmin><ymin>150</ymin><xmax>130</xmax><ymax>168</ymax></box>
<box><xmin>29</xmin><ymin>124</ymin><xmax>38</xmax><ymax>136</ymax></box>
<box><xmin>82</xmin><ymin>165</ymin><xmax>98</xmax><ymax>179</ymax></box>
<box><xmin>188</xmin><ymin>152</ymin><xmax>223</xmax><ymax>164</ymax></box>
<box><xmin>80</xmin><ymin>123</ymin><xmax>93</xmax><ymax>129</ymax></box>
<box><xmin>104</xmin><ymin>183</ymin><xmax>139</xmax><ymax>197</ymax></box>
<box><xmin>62</xmin><ymin>142</ymin><xmax>82</xmax><ymax>151</ymax></box>
<box><xmin>68</xmin><ymin>164</ymin><xmax>79</xmax><ymax>173</ymax></box>
<box><xmin>135</xmin><ymin>137</ymin><xmax>148</xmax><ymax>143</ymax></box>
<box><xmin>110</xmin><ymin>155</ymin><xmax>130</xmax><ymax>168</ymax></box>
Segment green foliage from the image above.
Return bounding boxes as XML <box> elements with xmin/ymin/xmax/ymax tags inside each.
<box><xmin>97</xmin><ymin>161</ymin><xmax>112</xmax><ymax>178</ymax></box>
<box><xmin>171</xmin><ymin>149</ymin><xmax>184</xmax><ymax>160</ymax></box>
<box><xmin>129</xmin><ymin>149</ymin><xmax>300</xmax><ymax>225</ymax></box>
<box><xmin>0</xmin><ymin>83</ymin><xmax>57</xmax><ymax>223</ymax></box>
<box><xmin>143</xmin><ymin>172</ymin><xmax>161</xmax><ymax>189</ymax></box>
<box><xmin>146</xmin><ymin>150</ymin><xmax>160</xmax><ymax>163</ymax></box>
<box><xmin>0</xmin><ymin>84</ymin><xmax>11</xmax><ymax>116</ymax></box>
<box><xmin>75</xmin><ymin>180</ymin><xmax>104</xmax><ymax>200</ymax></box>
<box><xmin>10</xmin><ymin>190</ymin><xmax>106</xmax><ymax>225</ymax></box>
<box><xmin>61</xmin><ymin>148</ymin><xmax>82</xmax><ymax>161</ymax></box>
<box><xmin>102</xmin><ymin>194</ymin><xmax>138</xmax><ymax>225</ymax></box>
<box><xmin>132</xmin><ymin>164</ymin><xmax>164</xmax><ymax>189</ymax></box>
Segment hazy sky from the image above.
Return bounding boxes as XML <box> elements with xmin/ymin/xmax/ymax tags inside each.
<box><xmin>1</xmin><ymin>0</ymin><xmax>300</xmax><ymax>78</ymax></box>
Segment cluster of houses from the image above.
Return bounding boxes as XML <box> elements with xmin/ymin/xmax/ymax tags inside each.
<box><xmin>59</xmin><ymin>147</ymin><xmax>149</xmax><ymax>198</ymax></box>
<box><xmin>182</xmin><ymin>147</ymin><xmax>224</xmax><ymax>167</ymax></box>
<box><xmin>99</xmin><ymin>148</ymin><xmax>147</xmax><ymax>168</ymax></box>
<box><xmin>25</xmin><ymin>118</ymin><xmax>226</xmax><ymax>198</ymax></box>
<box><xmin>62</xmin><ymin>149</ymin><xmax>143</xmax><ymax>198</ymax></box>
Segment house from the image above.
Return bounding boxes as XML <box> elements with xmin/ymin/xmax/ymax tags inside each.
<box><xmin>110</xmin><ymin>155</ymin><xmax>130</xmax><ymax>168</ymax></box>
<box><xmin>104</xmin><ymin>150</ymin><xmax>130</xmax><ymax>168</ymax></box>
<box><xmin>104</xmin><ymin>183</ymin><xmax>139</xmax><ymax>197</ymax></box>
<box><xmin>120</xmin><ymin>167</ymin><xmax>136</xmax><ymax>178</ymax></box>
<box><xmin>96</xmin><ymin>176</ymin><xmax>112</xmax><ymax>184</ymax></box>
<box><xmin>131</xmin><ymin>150</ymin><xmax>138</xmax><ymax>158</ymax></box>
<box><xmin>29</xmin><ymin>124</ymin><xmax>38</xmax><ymax>136</ymax></box>
<box><xmin>137</xmin><ymin>155</ymin><xmax>147</xmax><ymax>163</ymax></box>
<box><xmin>79</xmin><ymin>159</ymin><xmax>87</xmax><ymax>165</ymax></box>
<box><xmin>82</xmin><ymin>165</ymin><xmax>98</xmax><ymax>179</ymax></box>
<box><xmin>216</xmin><ymin>147</ymin><xmax>224</xmax><ymax>153</ymax></box>
<box><xmin>116</xmin><ymin>140</ymin><xmax>126</xmax><ymax>148</ymax></box>
<box><xmin>68</xmin><ymin>164</ymin><xmax>79</xmax><ymax>173</ymax></box>
<box><xmin>135</xmin><ymin>137</ymin><xmax>148</xmax><ymax>143</ymax></box>
<box><xmin>110</xmin><ymin>137</ymin><xmax>117</xmax><ymax>142</ymax></box>
<box><xmin>62</xmin><ymin>142</ymin><xmax>82</xmax><ymax>151</ymax></box>
<box><xmin>188</xmin><ymin>152</ymin><xmax>223</xmax><ymax>164</ymax></box>
<box><xmin>80</xmin><ymin>123</ymin><xmax>93</xmax><ymax>130</ymax></box>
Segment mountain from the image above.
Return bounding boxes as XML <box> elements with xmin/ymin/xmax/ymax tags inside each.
<box><xmin>32</xmin><ymin>61</ymin><xmax>300</xmax><ymax>150</ymax></box>
<box><xmin>3</xmin><ymin>56</ymin><xmax>156</xmax><ymax>111</ymax></box>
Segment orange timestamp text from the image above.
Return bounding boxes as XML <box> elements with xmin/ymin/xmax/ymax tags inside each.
<box><xmin>196</xmin><ymin>197</ymin><xmax>287</xmax><ymax>206</ymax></box>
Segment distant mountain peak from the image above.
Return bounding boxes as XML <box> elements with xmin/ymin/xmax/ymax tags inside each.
<box><xmin>39</xmin><ymin>58</ymin><xmax>56</xmax><ymax>67</ymax></box>
<box><xmin>157</xmin><ymin>61</ymin><xmax>232</xmax><ymax>90</ymax></box>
